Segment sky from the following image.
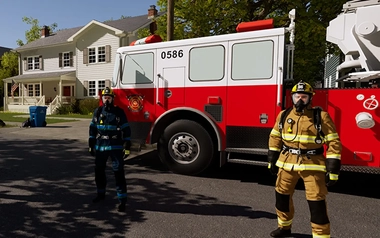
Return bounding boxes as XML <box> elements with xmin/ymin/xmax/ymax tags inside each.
<box><xmin>0</xmin><ymin>0</ymin><xmax>160</xmax><ymax>49</ymax></box>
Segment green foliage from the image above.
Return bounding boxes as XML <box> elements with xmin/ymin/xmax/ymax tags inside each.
<box><xmin>55</xmin><ymin>105</ymin><xmax>74</xmax><ymax>115</ymax></box>
<box><xmin>16</xmin><ymin>17</ymin><xmax>57</xmax><ymax>46</ymax></box>
<box><xmin>154</xmin><ymin>0</ymin><xmax>347</xmax><ymax>86</ymax></box>
<box><xmin>78</xmin><ymin>98</ymin><xmax>99</xmax><ymax>115</ymax></box>
<box><xmin>0</xmin><ymin>51</ymin><xmax>19</xmax><ymax>106</ymax></box>
<box><xmin>55</xmin><ymin>98</ymin><xmax>99</xmax><ymax>115</ymax></box>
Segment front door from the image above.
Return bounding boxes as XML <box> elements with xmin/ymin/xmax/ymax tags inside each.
<box><xmin>63</xmin><ymin>86</ymin><xmax>71</xmax><ymax>96</ymax></box>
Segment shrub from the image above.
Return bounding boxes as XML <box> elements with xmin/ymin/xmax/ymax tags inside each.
<box><xmin>55</xmin><ymin>98</ymin><xmax>99</xmax><ymax>115</ymax></box>
<box><xmin>56</xmin><ymin>105</ymin><xmax>73</xmax><ymax>115</ymax></box>
<box><xmin>79</xmin><ymin>98</ymin><xmax>99</xmax><ymax>115</ymax></box>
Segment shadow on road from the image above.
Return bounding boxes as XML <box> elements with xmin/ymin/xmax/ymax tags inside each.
<box><xmin>128</xmin><ymin>150</ymin><xmax>380</xmax><ymax>200</ymax></box>
<box><xmin>1</xmin><ymin>138</ymin><xmax>276</xmax><ymax>237</ymax></box>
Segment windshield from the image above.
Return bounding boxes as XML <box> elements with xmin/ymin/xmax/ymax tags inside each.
<box><xmin>111</xmin><ymin>53</ymin><xmax>121</xmax><ymax>87</ymax></box>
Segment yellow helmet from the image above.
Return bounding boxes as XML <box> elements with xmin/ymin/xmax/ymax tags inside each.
<box><xmin>291</xmin><ymin>81</ymin><xmax>315</xmax><ymax>95</ymax></box>
<box><xmin>101</xmin><ymin>87</ymin><xmax>115</xmax><ymax>97</ymax></box>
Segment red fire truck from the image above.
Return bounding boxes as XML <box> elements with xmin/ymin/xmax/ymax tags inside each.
<box><xmin>110</xmin><ymin>0</ymin><xmax>380</xmax><ymax>175</ymax></box>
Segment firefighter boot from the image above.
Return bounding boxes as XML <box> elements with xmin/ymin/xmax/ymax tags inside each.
<box><xmin>92</xmin><ymin>193</ymin><xmax>105</xmax><ymax>203</ymax></box>
<box><xmin>270</xmin><ymin>228</ymin><xmax>291</xmax><ymax>237</ymax></box>
<box><xmin>117</xmin><ymin>200</ymin><xmax>126</xmax><ymax>212</ymax></box>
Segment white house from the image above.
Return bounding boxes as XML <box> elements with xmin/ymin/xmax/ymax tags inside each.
<box><xmin>2</xmin><ymin>5</ymin><xmax>163</xmax><ymax>114</ymax></box>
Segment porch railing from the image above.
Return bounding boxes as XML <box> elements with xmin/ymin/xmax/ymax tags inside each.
<box><xmin>7</xmin><ymin>96</ymin><xmax>43</xmax><ymax>105</ymax></box>
<box><xmin>48</xmin><ymin>96</ymin><xmax>61</xmax><ymax>115</ymax></box>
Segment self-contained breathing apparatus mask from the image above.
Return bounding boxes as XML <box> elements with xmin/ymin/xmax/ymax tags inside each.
<box><xmin>292</xmin><ymin>93</ymin><xmax>311</xmax><ymax>112</ymax></box>
<box><xmin>101</xmin><ymin>87</ymin><xmax>115</xmax><ymax>110</ymax></box>
<box><xmin>291</xmin><ymin>81</ymin><xmax>314</xmax><ymax>112</ymax></box>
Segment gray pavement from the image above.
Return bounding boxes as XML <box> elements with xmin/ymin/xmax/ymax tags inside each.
<box><xmin>0</xmin><ymin>119</ymin><xmax>155</xmax><ymax>159</ymax></box>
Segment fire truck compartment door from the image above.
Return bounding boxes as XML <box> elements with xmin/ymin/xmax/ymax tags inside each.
<box><xmin>226</xmin><ymin>37</ymin><xmax>283</xmax><ymax>127</ymax></box>
<box><xmin>158</xmin><ymin>67</ymin><xmax>185</xmax><ymax>108</ymax></box>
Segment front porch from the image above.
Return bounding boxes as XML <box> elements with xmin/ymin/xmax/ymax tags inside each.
<box><xmin>3</xmin><ymin>71</ymin><xmax>76</xmax><ymax>115</ymax></box>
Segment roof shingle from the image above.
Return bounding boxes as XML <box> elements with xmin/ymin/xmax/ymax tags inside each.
<box><xmin>15</xmin><ymin>11</ymin><xmax>165</xmax><ymax>51</ymax></box>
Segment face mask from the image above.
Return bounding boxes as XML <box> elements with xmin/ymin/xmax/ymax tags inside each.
<box><xmin>295</xmin><ymin>99</ymin><xmax>307</xmax><ymax>112</ymax></box>
<box><xmin>102</xmin><ymin>96</ymin><xmax>113</xmax><ymax>109</ymax></box>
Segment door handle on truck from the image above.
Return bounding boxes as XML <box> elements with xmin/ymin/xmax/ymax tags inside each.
<box><xmin>156</xmin><ymin>74</ymin><xmax>162</xmax><ymax>105</ymax></box>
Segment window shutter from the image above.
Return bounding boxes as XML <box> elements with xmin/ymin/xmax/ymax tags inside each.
<box><xmin>59</xmin><ymin>53</ymin><xmax>62</xmax><ymax>67</ymax></box>
<box><xmin>39</xmin><ymin>55</ymin><xmax>43</xmax><ymax>70</ymax></box>
<box><xmin>105</xmin><ymin>79</ymin><xmax>111</xmax><ymax>88</ymax></box>
<box><xmin>70</xmin><ymin>52</ymin><xmax>73</xmax><ymax>67</ymax></box>
<box><xmin>83</xmin><ymin>80</ymin><xmax>88</xmax><ymax>96</ymax></box>
<box><xmin>24</xmin><ymin>57</ymin><xmax>27</xmax><ymax>71</ymax></box>
<box><xmin>83</xmin><ymin>48</ymin><xmax>88</xmax><ymax>64</ymax></box>
<box><xmin>106</xmin><ymin>45</ymin><xmax>111</xmax><ymax>62</ymax></box>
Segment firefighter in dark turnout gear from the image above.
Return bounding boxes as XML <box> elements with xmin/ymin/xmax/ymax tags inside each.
<box><xmin>268</xmin><ymin>81</ymin><xmax>342</xmax><ymax>238</ymax></box>
<box><xmin>89</xmin><ymin>87</ymin><xmax>131</xmax><ymax>212</ymax></box>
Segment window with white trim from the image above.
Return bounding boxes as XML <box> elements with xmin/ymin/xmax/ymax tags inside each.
<box><xmin>89</xmin><ymin>48</ymin><xmax>96</xmax><ymax>64</ymax></box>
<box><xmin>27</xmin><ymin>56</ymin><xmax>40</xmax><ymax>70</ymax></box>
<box><xmin>98</xmin><ymin>46</ymin><xmax>106</xmax><ymax>62</ymax></box>
<box><xmin>28</xmin><ymin>84</ymin><xmax>40</xmax><ymax>96</ymax></box>
<box><xmin>63</xmin><ymin>52</ymin><xmax>70</xmax><ymax>67</ymax></box>
<box><xmin>84</xmin><ymin>45</ymin><xmax>110</xmax><ymax>64</ymax></box>
<box><xmin>88</xmin><ymin>80</ymin><xmax>106</xmax><ymax>96</ymax></box>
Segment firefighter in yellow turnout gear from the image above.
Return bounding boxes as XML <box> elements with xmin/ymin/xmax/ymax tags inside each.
<box><xmin>268</xmin><ymin>81</ymin><xmax>342</xmax><ymax>238</ymax></box>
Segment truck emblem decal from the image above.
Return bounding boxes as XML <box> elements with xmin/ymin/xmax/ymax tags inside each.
<box><xmin>357</xmin><ymin>94</ymin><xmax>378</xmax><ymax>110</ymax></box>
<box><xmin>127</xmin><ymin>95</ymin><xmax>144</xmax><ymax>112</ymax></box>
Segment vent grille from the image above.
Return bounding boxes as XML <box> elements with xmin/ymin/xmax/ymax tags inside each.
<box><xmin>204</xmin><ymin>105</ymin><xmax>222</xmax><ymax>122</ymax></box>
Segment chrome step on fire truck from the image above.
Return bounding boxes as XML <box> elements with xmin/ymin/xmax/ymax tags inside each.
<box><xmin>110</xmin><ymin>0</ymin><xmax>380</xmax><ymax>175</ymax></box>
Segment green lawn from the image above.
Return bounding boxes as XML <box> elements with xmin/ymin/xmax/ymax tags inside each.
<box><xmin>0</xmin><ymin>112</ymin><xmax>91</xmax><ymax>124</ymax></box>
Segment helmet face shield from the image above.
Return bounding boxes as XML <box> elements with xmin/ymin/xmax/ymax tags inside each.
<box><xmin>292</xmin><ymin>93</ymin><xmax>311</xmax><ymax>105</ymax></box>
<box><xmin>102</xmin><ymin>95</ymin><xmax>114</xmax><ymax>105</ymax></box>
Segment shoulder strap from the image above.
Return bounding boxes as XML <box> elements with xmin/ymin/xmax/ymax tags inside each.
<box><xmin>279</xmin><ymin>107</ymin><xmax>293</xmax><ymax>133</ymax></box>
<box><xmin>313</xmin><ymin>107</ymin><xmax>325</xmax><ymax>138</ymax></box>
<box><xmin>95</xmin><ymin>106</ymin><xmax>103</xmax><ymax>123</ymax></box>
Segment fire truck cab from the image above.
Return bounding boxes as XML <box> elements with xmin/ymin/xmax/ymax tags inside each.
<box><xmin>111</xmin><ymin>18</ymin><xmax>288</xmax><ymax>175</ymax></box>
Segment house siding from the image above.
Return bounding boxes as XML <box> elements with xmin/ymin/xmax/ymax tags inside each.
<box><xmin>76</xmin><ymin>26</ymin><xmax>120</xmax><ymax>98</ymax></box>
<box><xmin>20</xmin><ymin>45</ymin><xmax>76</xmax><ymax>75</ymax></box>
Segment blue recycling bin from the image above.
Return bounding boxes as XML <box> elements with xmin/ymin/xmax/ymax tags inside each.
<box><xmin>29</xmin><ymin>106</ymin><xmax>47</xmax><ymax>127</ymax></box>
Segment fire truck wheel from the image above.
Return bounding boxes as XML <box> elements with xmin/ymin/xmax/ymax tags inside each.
<box><xmin>158</xmin><ymin>119</ymin><xmax>214</xmax><ymax>175</ymax></box>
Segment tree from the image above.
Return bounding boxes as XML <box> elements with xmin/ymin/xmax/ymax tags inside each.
<box><xmin>16</xmin><ymin>17</ymin><xmax>57</xmax><ymax>46</ymax></box>
<box><xmin>148</xmin><ymin>0</ymin><xmax>347</xmax><ymax>86</ymax></box>
<box><xmin>0</xmin><ymin>52</ymin><xmax>19</xmax><ymax>106</ymax></box>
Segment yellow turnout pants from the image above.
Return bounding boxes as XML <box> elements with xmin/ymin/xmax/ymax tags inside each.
<box><xmin>275</xmin><ymin>169</ymin><xmax>330</xmax><ymax>237</ymax></box>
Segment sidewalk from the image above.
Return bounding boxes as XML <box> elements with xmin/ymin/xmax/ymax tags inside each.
<box><xmin>0</xmin><ymin>119</ymin><xmax>155</xmax><ymax>159</ymax></box>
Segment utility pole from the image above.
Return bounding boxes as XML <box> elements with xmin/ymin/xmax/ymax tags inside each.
<box><xmin>167</xmin><ymin>0</ymin><xmax>174</xmax><ymax>41</ymax></box>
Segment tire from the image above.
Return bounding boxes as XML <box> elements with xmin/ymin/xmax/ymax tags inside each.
<box><xmin>158</xmin><ymin>119</ymin><xmax>214</xmax><ymax>175</ymax></box>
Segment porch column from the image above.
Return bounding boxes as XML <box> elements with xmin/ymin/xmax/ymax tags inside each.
<box><xmin>59</xmin><ymin>79</ymin><xmax>62</xmax><ymax>102</ymax></box>
<box><xmin>21</xmin><ymin>83</ymin><xmax>24</xmax><ymax>105</ymax></box>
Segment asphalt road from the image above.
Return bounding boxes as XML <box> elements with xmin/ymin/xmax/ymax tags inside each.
<box><xmin>0</xmin><ymin>122</ymin><xmax>379</xmax><ymax>238</ymax></box>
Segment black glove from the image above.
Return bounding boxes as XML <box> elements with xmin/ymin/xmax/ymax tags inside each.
<box><xmin>268</xmin><ymin>150</ymin><xmax>280</xmax><ymax>175</ymax></box>
<box><xmin>325</xmin><ymin>158</ymin><xmax>341</xmax><ymax>187</ymax></box>
<box><xmin>88</xmin><ymin>138</ymin><xmax>96</xmax><ymax>156</ymax></box>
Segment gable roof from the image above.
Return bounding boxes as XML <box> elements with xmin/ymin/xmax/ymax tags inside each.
<box><xmin>15</xmin><ymin>11</ymin><xmax>165</xmax><ymax>52</ymax></box>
